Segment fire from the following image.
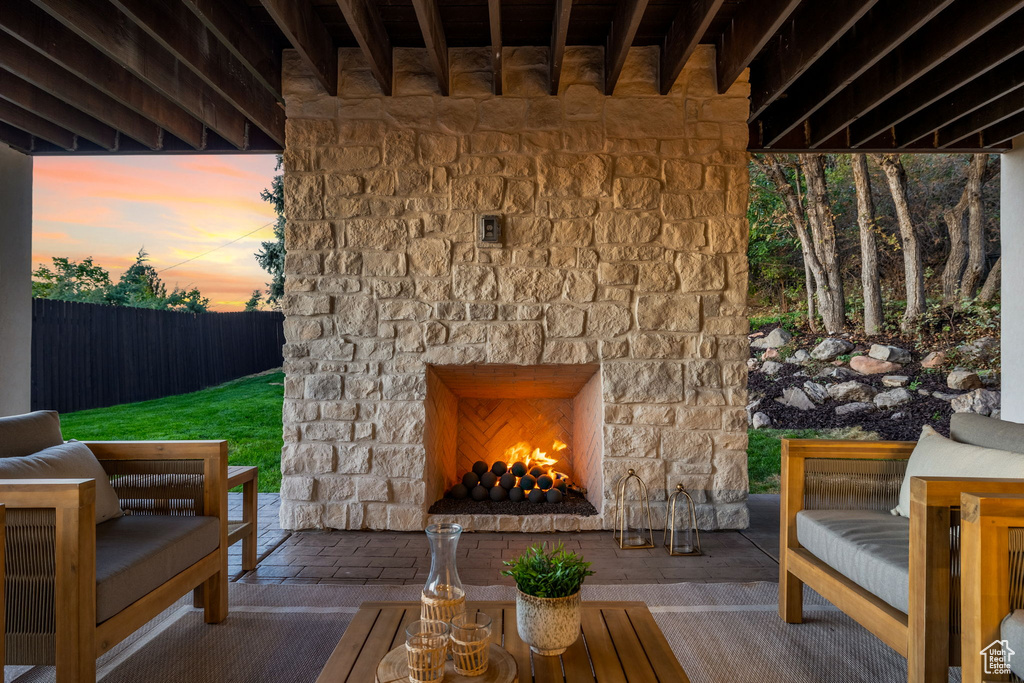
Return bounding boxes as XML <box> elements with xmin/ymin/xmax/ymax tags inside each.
<box><xmin>503</xmin><ymin>439</ymin><xmax>566</xmax><ymax>474</ymax></box>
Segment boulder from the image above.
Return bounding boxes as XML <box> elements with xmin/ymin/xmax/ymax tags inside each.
<box><xmin>932</xmin><ymin>391</ymin><xmax>960</xmax><ymax>402</ymax></box>
<box><xmin>828</xmin><ymin>381</ymin><xmax>878</xmax><ymax>403</ymax></box>
<box><xmin>745</xmin><ymin>399</ymin><xmax>762</xmax><ymax>426</ymax></box>
<box><xmin>802</xmin><ymin>381</ymin><xmax>829</xmax><ymax>404</ymax></box>
<box><xmin>810</xmin><ymin>338</ymin><xmax>855</xmax><ymax>361</ymax></box>
<box><xmin>951</xmin><ymin>389</ymin><xmax>1001</xmax><ymax>416</ymax></box>
<box><xmin>869</xmin><ymin>344</ymin><xmax>911</xmax><ymax>364</ymax></box>
<box><xmin>850</xmin><ymin>355</ymin><xmax>901</xmax><ymax>375</ymax></box>
<box><xmin>835</xmin><ymin>402</ymin><xmax>875</xmax><ymax>417</ymax></box>
<box><xmin>921</xmin><ymin>351</ymin><xmax>946</xmax><ymax>369</ymax></box>
<box><xmin>779</xmin><ymin>387</ymin><xmax>816</xmax><ymax>411</ymax></box>
<box><xmin>751</xmin><ymin>327</ymin><xmax>793</xmax><ymax>350</ymax></box>
<box><xmin>752</xmin><ymin>412</ymin><xmax>772</xmax><ymax>429</ymax></box>
<box><xmin>882</xmin><ymin>375</ymin><xmax>910</xmax><ymax>388</ymax></box>
<box><xmin>786</xmin><ymin>349</ymin><xmax>811</xmax><ymax>364</ymax></box>
<box><xmin>947</xmin><ymin>369</ymin><xmax>983</xmax><ymax>391</ymax></box>
<box><xmin>817</xmin><ymin>366</ymin><xmax>859</xmax><ymax>381</ymax></box>
<box><xmin>761</xmin><ymin>361</ymin><xmax>785</xmax><ymax>376</ymax></box>
<box><xmin>874</xmin><ymin>388</ymin><xmax>913</xmax><ymax>410</ymax></box>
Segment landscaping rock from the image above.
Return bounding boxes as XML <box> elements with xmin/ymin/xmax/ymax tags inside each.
<box><xmin>979</xmin><ymin>370</ymin><xmax>1001</xmax><ymax>388</ymax></box>
<box><xmin>869</xmin><ymin>344</ymin><xmax>911</xmax><ymax>364</ymax></box>
<box><xmin>786</xmin><ymin>349</ymin><xmax>811</xmax><ymax>364</ymax></box>
<box><xmin>850</xmin><ymin>356</ymin><xmax>901</xmax><ymax>375</ymax></box>
<box><xmin>779</xmin><ymin>387</ymin><xmax>816</xmax><ymax>411</ymax></box>
<box><xmin>951</xmin><ymin>389</ymin><xmax>1001</xmax><ymax>416</ymax></box>
<box><xmin>810</xmin><ymin>338</ymin><xmax>855</xmax><ymax>361</ymax></box>
<box><xmin>892</xmin><ymin>412</ymin><xmax>906</xmax><ymax>421</ymax></box>
<box><xmin>752</xmin><ymin>412</ymin><xmax>772</xmax><ymax>429</ymax></box>
<box><xmin>802</xmin><ymin>381</ymin><xmax>829</xmax><ymax>404</ymax></box>
<box><xmin>932</xmin><ymin>391</ymin><xmax>961</xmax><ymax>401</ymax></box>
<box><xmin>828</xmin><ymin>381</ymin><xmax>878</xmax><ymax>403</ymax></box>
<box><xmin>882</xmin><ymin>375</ymin><xmax>910</xmax><ymax>388</ymax></box>
<box><xmin>745</xmin><ymin>400</ymin><xmax>762</xmax><ymax>426</ymax></box>
<box><xmin>874</xmin><ymin>388</ymin><xmax>913</xmax><ymax>410</ymax></box>
<box><xmin>762</xmin><ymin>348</ymin><xmax>781</xmax><ymax>360</ymax></box>
<box><xmin>746</xmin><ymin>358</ymin><xmax>760</xmax><ymax>371</ymax></box>
<box><xmin>817</xmin><ymin>366</ymin><xmax>859</xmax><ymax>381</ymax></box>
<box><xmin>751</xmin><ymin>327</ymin><xmax>792</xmax><ymax>350</ymax></box>
<box><xmin>835</xmin><ymin>402</ymin><xmax>875</xmax><ymax>417</ymax></box>
<box><xmin>921</xmin><ymin>351</ymin><xmax>947</xmax><ymax>368</ymax></box>
<box><xmin>761</xmin><ymin>361</ymin><xmax>785</xmax><ymax>376</ymax></box>
<box><xmin>947</xmin><ymin>369</ymin><xmax>983</xmax><ymax>390</ymax></box>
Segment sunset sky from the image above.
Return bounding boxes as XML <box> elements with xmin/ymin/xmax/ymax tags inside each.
<box><xmin>32</xmin><ymin>155</ymin><xmax>280</xmax><ymax>311</ymax></box>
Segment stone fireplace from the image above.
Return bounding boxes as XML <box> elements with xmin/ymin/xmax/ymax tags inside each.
<box><xmin>278</xmin><ymin>43</ymin><xmax>751</xmax><ymax>532</ymax></box>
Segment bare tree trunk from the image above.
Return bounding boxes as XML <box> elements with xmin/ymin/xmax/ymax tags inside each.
<box><xmin>801</xmin><ymin>154</ymin><xmax>846</xmax><ymax>333</ymax></box>
<box><xmin>978</xmin><ymin>255</ymin><xmax>1001</xmax><ymax>302</ymax></box>
<box><xmin>803</xmin><ymin>255</ymin><xmax>817</xmax><ymax>332</ymax></box>
<box><xmin>873</xmin><ymin>154</ymin><xmax>926</xmax><ymax>331</ymax></box>
<box><xmin>941</xmin><ymin>167</ymin><xmax>970</xmax><ymax>303</ymax></box>
<box><xmin>852</xmin><ymin>154</ymin><xmax>883</xmax><ymax>334</ymax></box>
<box><xmin>960</xmin><ymin>154</ymin><xmax>988</xmax><ymax>299</ymax></box>
<box><xmin>755</xmin><ymin>155</ymin><xmax>843</xmax><ymax>332</ymax></box>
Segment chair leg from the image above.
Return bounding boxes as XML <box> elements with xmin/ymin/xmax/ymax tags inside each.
<box><xmin>203</xmin><ymin>550</ymin><xmax>229</xmax><ymax>624</ymax></box>
<box><xmin>55</xmin><ymin>639</ymin><xmax>96</xmax><ymax>683</ymax></box>
<box><xmin>779</xmin><ymin>557</ymin><xmax>803</xmax><ymax>623</ymax></box>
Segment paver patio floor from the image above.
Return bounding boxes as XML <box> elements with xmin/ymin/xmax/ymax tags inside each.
<box><xmin>233</xmin><ymin>494</ymin><xmax>781</xmax><ymax>585</ymax></box>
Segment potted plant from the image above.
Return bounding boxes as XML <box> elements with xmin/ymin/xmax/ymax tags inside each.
<box><xmin>501</xmin><ymin>542</ymin><xmax>595</xmax><ymax>656</ymax></box>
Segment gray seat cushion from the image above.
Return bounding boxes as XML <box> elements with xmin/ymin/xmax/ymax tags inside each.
<box><xmin>95</xmin><ymin>515</ymin><xmax>219</xmax><ymax>623</ymax></box>
<box><xmin>796</xmin><ymin>509</ymin><xmax>909</xmax><ymax>613</ymax></box>
<box><xmin>951</xmin><ymin>413</ymin><xmax>1024</xmax><ymax>455</ymax></box>
<box><xmin>0</xmin><ymin>411</ymin><xmax>63</xmax><ymax>458</ymax></box>
<box><xmin>1001</xmin><ymin>610</ymin><xmax>1024</xmax><ymax>677</ymax></box>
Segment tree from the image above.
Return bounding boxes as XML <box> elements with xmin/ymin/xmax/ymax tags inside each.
<box><xmin>256</xmin><ymin>156</ymin><xmax>285</xmax><ymax>303</ymax></box>
<box><xmin>873</xmin><ymin>154</ymin><xmax>926</xmax><ymax>331</ymax></box>
<box><xmin>244</xmin><ymin>290</ymin><xmax>264</xmax><ymax>311</ymax></box>
<box><xmin>979</xmin><ymin>256</ymin><xmax>1001</xmax><ymax>302</ymax></box>
<box><xmin>852</xmin><ymin>154</ymin><xmax>883</xmax><ymax>334</ymax></box>
<box><xmin>32</xmin><ymin>256</ymin><xmax>112</xmax><ymax>304</ymax></box>
<box><xmin>960</xmin><ymin>154</ymin><xmax>989</xmax><ymax>299</ymax></box>
<box><xmin>754</xmin><ymin>154</ymin><xmax>845</xmax><ymax>333</ymax></box>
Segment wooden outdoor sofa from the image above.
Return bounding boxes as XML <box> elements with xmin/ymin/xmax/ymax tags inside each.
<box><xmin>780</xmin><ymin>413</ymin><xmax>1024</xmax><ymax>683</ymax></box>
<box><xmin>0</xmin><ymin>410</ymin><xmax>228</xmax><ymax>683</ymax></box>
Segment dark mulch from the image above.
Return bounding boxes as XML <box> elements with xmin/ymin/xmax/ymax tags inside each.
<box><xmin>427</xmin><ymin>491</ymin><xmax>598</xmax><ymax>516</ymax></box>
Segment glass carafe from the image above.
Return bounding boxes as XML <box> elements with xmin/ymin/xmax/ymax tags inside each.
<box><xmin>420</xmin><ymin>523</ymin><xmax>467</xmax><ymax>622</ymax></box>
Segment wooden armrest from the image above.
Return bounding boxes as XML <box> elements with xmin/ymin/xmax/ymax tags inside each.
<box><xmin>961</xmin><ymin>492</ymin><xmax>1024</xmax><ymax>526</ymax></box>
<box><xmin>83</xmin><ymin>441</ymin><xmax>227</xmax><ymax>462</ymax></box>
<box><xmin>782</xmin><ymin>439</ymin><xmax>916</xmax><ymax>461</ymax></box>
<box><xmin>0</xmin><ymin>479</ymin><xmax>96</xmax><ymax>509</ymax></box>
<box><xmin>910</xmin><ymin>477</ymin><xmax>1024</xmax><ymax>509</ymax></box>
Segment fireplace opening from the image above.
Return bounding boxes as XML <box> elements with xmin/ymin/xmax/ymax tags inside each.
<box><xmin>424</xmin><ymin>364</ymin><xmax>603</xmax><ymax>518</ymax></box>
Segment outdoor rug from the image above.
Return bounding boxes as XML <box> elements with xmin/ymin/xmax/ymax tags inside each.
<box><xmin>6</xmin><ymin>582</ymin><xmax>961</xmax><ymax>683</ymax></box>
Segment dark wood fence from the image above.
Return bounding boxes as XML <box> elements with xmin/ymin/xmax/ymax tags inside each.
<box><xmin>31</xmin><ymin>299</ymin><xmax>284</xmax><ymax>413</ymax></box>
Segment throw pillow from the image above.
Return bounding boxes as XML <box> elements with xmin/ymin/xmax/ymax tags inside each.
<box><xmin>0</xmin><ymin>441</ymin><xmax>123</xmax><ymax>523</ymax></box>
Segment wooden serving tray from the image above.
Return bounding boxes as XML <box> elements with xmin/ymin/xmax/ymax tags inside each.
<box><xmin>375</xmin><ymin>643</ymin><xmax>518</xmax><ymax>683</ymax></box>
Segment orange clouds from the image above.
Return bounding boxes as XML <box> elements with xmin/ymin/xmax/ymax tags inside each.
<box><xmin>33</xmin><ymin>154</ymin><xmax>279</xmax><ymax>311</ymax></box>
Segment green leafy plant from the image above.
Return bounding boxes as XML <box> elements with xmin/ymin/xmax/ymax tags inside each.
<box><xmin>908</xmin><ymin>380</ymin><xmax>922</xmax><ymax>391</ymax></box>
<box><xmin>501</xmin><ymin>543</ymin><xmax>595</xmax><ymax>598</ymax></box>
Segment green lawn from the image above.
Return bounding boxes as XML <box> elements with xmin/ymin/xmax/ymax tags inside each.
<box><xmin>60</xmin><ymin>372</ymin><xmax>285</xmax><ymax>492</ymax></box>
<box><xmin>747</xmin><ymin>426</ymin><xmax>881</xmax><ymax>493</ymax></box>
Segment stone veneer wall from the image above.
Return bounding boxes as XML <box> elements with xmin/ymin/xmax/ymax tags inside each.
<box><xmin>278</xmin><ymin>43</ymin><xmax>751</xmax><ymax>532</ymax></box>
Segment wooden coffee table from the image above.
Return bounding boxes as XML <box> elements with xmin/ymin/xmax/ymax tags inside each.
<box><xmin>316</xmin><ymin>600</ymin><xmax>690</xmax><ymax>682</ymax></box>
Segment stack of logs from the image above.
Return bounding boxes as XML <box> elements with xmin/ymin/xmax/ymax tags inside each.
<box><xmin>447</xmin><ymin>461</ymin><xmax>570</xmax><ymax>504</ymax></box>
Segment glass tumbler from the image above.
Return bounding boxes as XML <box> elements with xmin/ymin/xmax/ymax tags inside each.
<box><xmin>405</xmin><ymin>620</ymin><xmax>449</xmax><ymax>683</ymax></box>
<box><xmin>449</xmin><ymin>612</ymin><xmax>492</xmax><ymax>676</ymax></box>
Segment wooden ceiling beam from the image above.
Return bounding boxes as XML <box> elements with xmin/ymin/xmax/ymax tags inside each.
<box><xmin>716</xmin><ymin>0</ymin><xmax>801</xmax><ymax>94</ymax></box>
<box><xmin>0</xmin><ymin>121</ymin><xmax>33</xmax><ymax>153</ymax></box>
<box><xmin>488</xmin><ymin>0</ymin><xmax>501</xmax><ymax>95</ymax></box>
<box><xmin>605</xmin><ymin>0</ymin><xmax>650</xmax><ymax>95</ymax></box>
<box><xmin>337</xmin><ymin>0</ymin><xmax>394</xmax><ymax>96</ymax></box>
<box><xmin>258</xmin><ymin>0</ymin><xmax>337</xmax><ymax>95</ymax></box>
<box><xmin>938</xmin><ymin>88</ymin><xmax>1024</xmax><ymax>147</ymax></box>
<box><xmin>29</xmin><ymin>0</ymin><xmax>248</xmax><ymax>149</ymax></box>
<box><xmin>549</xmin><ymin>0</ymin><xmax>572</xmax><ymax>95</ymax></box>
<box><xmin>107</xmin><ymin>0</ymin><xmax>284</xmax><ymax>145</ymax></box>
<box><xmin>659</xmin><ymin>0</ymin><xmax>724</xmax><ymax>96</ymax></box>
<box><xmin>895</xmin><ymin>54</ymin><xmax>1024</xmax><ymax>146</ymax></box>
<box><xmin>180</xmin><ymin>0</ymin><xmax>282</xmax><ymax>99</ymax></box>
<box><xmin>805</xmin><ymin>0</ymin><xmax>1024</xmax><ymax>148</ymax></box>
<box><xmin>0</xmin><ymin>0</ymin><xmax>202</xmax><ymax>149</ymax></box>
<box><xmin>0</xmin><ymin>30</ymin><xmax>162</xmax><ymax>149</ymax></box>
<box><xmin>749</xmin><ymin>0</ymin><xmax>879</xmax><ymax>118</ymax></box>
<box><xmin>848</xmin><ymin>9</ymin><xmax>1024</xmax><ymax>146</ymax></box>
<box><xmin>756</xmin><ymin>0</ymin><xmax>954</xmax><ymax>147</ymax></box>
<box><xmin>0</xmin><ymin>68</ymin><xmax>117</xmax><ymax>149</ymax></box>
<box><xmin>411</xmin><ymin>0</ymin><xmax>449</xmax><ymax>95</ymax></box>
<box><xmin>0</xmin><ymin>98</ymin><xmax>75</xmax><ymax>150</ymax></box>
<box><xmin>981</xmin><ymin>110</ymin><xmax>1024</xmax><ymax>148</ymax></box>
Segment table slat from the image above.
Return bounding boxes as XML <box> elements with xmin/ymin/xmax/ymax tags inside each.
<box><xmin>600</xmin><ymin>610</ymin><xmax>658</xmax><ymax>683</ymax></box>
<box><xmin>315</xmin><ymin>608</ymin><xmax>381</xmax><ymax>683</ymax></box>
<box><xmin>625</xmin><ymin>607</ymin><xmax>690</xmax><ymax>683</ymax></box>
<box><xmin>533</xmin><ymin>646</ymin><xmax>564</xmax><ymax>683</ymax></box>
<box><xmin>580</xmin><ymin>609</ymin><xmax>627</xmax><ymax>683</ymax></box>
<box><xmin>561</xmin><ymin>635</ymin><xmax>597</xmax><ymax>683</ymax></box>
<box><xmin>346</xmin><ymin>607</ymin><xmax>406</xmax><ymax>682</ymax></box>
<box><xmin>503</xmin><ymin>605</ymin><xmax>534</xmax><ymax>680</ymax></box>
<box><xmin>389</xmin><ymin>607</ymin><xmax>419</xmax><ymax>651</ymax></box>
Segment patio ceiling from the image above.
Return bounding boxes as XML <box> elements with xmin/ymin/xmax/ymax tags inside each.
<box><xmin>0</xmin><ymin>0</ymin><xmax>1021</xmax><ymax>155</ymax></box>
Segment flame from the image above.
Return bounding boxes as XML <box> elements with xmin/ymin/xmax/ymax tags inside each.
<box><xmin>503</xmin><ymin>440</ymin><xmax>566</xmax><ymax>473</ymax></box>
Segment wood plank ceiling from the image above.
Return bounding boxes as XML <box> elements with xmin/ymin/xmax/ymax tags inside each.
<box><xmin>0</xmin><ymin>0</ymin><xmax>1020</xmax><ymax>155</ymax></box>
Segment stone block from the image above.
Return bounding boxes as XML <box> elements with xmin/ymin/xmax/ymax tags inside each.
<box><xmin>498</xmin><ymin>268</ymin><xmax>564</xmax><ymax>302</ymax></box>
<box><xmin>595</xmin><ymin>212</ymin><xmax>660</xmax><ymax>244</ymax></box>
<box><xmin>336</xmin><ymin>445</ymin><xmax>371</xmax><ymax>474</ymax></box>
<box><xmin>676</xmin><ymin>253</ymin><xmax>725</xmax><ymax>291</ymax></box>
<box><xmin>604</xmin><ymin>425</ymin><xmax>659</xmax><ymax>458</ymax></box>
<box><xmin>281</xmin><ymin>476</ymin><xmax>314</xmax><ymax>501</ymax></box>
<box><xmin>586</xmin><ymin>303</ymin><xmax>632</xmax><ymax>337</ymax></box>
<box><xmin>316</xmin><ymin>476</ymin><xmax>355</xmax><ymax>502</ymax></box>
<box><xmin>347</xmin><ymin>219</ymin><xmax>407</xmax><ymax>250</ymax></box>
<box><xmin>486</xmin><ymin>323</ymin><xmax>544</xmax><ymax>364</ymax></box>
<box><xmin>613</xmin><ymin>177</ymin><xmax>661</xmax><ymax>210</ymax></box>
<box><xmin>357</xmin><ymin>478</ymin><xmax>390</xmax><ymax>502</ymax></box>
<box><xmin>282</xmin><ymin>443</ymin><xmax>334</xmax><ymax>475</ymax></box>
<box><xmin>637</xmin><ymin>262</ymin><xmax>677</xmax><ymax>291</ymax></box>
<box><xmin>598</xmin><ymin>263</ymin><xmax>638</xmax><ymax>286</ymax></box>
<box><xmin>542</xmin><ymin>340</ymin><xmax>597</xmax><ymax>364</ymax></box>
<box><xmin>452</xmin><ymin>177</ymin><xmax>505</xmax><ymax>210</ymax></box>
<box><xmin>305</xmin><ymin>375</ymin><xmax>342</xmax><ymax>400</ymax></box>
<box><xmin>376</xmin><ymin>402</ymin><xmax>426</xmax><ymax>444</ymax></box>
<box><xmin>604</xmin><ymin>361</ymin><xmax>683</xmax><ymax>403</ymax></box>
<box><xmin>373</xmin><ymin>445</ymin><xmax>426</xmax><ymax>479</ymax></box>
<box><xmin>363</xmin><ymin>251</ymin><xmax>407</xmax><ymax>277</ymax></box>
<box><xmin>546</xmin><ymin>305</ymin><xmax>586</xmax><ymax>337</ymax></box>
